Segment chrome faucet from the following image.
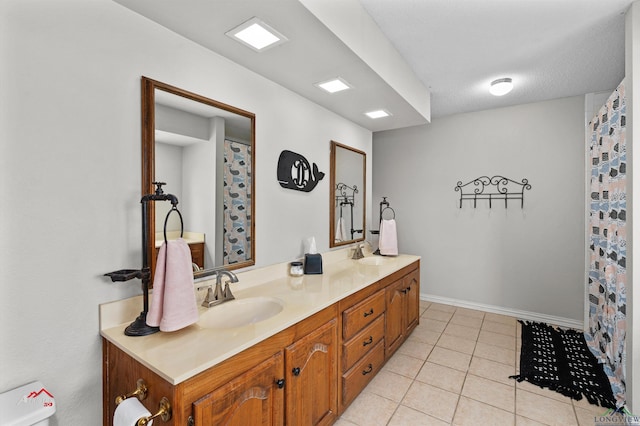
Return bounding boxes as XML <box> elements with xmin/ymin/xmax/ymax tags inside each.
<box><xmin>201</xmin><ymin>269</ymin><xmax>239</xmax><ymax>308</ymax></box>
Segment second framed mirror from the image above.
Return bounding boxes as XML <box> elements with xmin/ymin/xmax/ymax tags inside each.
<box><xmin>330</xmin><ymin>141</ymin><xmax>366</xmax><ymax>247</ymax></box>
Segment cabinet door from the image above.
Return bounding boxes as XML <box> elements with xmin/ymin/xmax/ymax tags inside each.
<box><xmin>404</xmin><ymin>268</ymin><xmax>420</xmax><ymax>334</ymax></box>
<box><xmin>193</xmin><ymin>352</ymin><xmax>284</xmax><ymax>426</ymax></box>
<box><xmin>385</xmin><ymin>278</ymin><xmax>406</xmax><ymax>357</ymax></box>
<box><xmin>285</xmin><ymin>319</ymin><xmax>338</xmax><ymax>426</ymax></box>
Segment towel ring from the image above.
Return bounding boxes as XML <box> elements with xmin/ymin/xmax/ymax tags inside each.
<box><xmin>163</xmin><ymin>206</ymin><xmax>184</xmax><ymax>243</ymax></box>
<box><xmin>381</xmin><ymin>206</ymin><xmax>395</xmax><ymax>220</ymax></box>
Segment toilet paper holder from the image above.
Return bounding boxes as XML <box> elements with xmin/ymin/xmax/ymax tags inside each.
<box><xmin>115</xmin><ymin>379</ymin><xmax>172</xmax><ymax>425</ymax></box>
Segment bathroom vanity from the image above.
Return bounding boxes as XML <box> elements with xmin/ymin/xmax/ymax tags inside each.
<box><xmin>101</xmin><ymin>252</ymin><xmax>420</xmax><ymax>425</ymax></box>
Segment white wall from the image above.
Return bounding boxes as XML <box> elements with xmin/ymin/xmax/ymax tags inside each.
<box><xmin>373</xmin><ymin>96</ymin><xmax>586</xmax><ymax>322</ymax></box>
<box><xmin>0</xmin><ymin>1</ymin><xmax>371</xmax><ymax>424</ymax></box>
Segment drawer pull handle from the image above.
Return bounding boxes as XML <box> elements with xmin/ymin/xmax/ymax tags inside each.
<box><xmin>363</xmin><ymin>308</ymin><xmax>374</xmax><ymax>317</ymax></box>
<box><xmin>362</xmin><ymin>364</ymin><xmax>373</xmax><ymax>375</ymax></box>
<box><xmin>292</xmin><ymin>367</ymin><xmax>301</xmax><ymax>376</ymax></box>
<box><xmin>276</xmin><ymin>379</ymin><xmax>285</xmax><ymax>389</ymax></box>
<box><xmin>362</xmin><ymin>336</ymin><xmax>373</xmax><ymax>346</ymax></box>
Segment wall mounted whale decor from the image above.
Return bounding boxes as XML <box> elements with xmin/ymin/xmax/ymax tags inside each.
<box><xmin>277</xmin><ymin>150</ymin><xmax>325</xmax><ymax>192</ymax></box>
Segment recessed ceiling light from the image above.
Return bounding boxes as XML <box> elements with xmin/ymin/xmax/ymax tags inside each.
<box><xmin>365</xmin><ymin>109</ymin><xmax>391</xmax><ymax>119</ymax></box>
<box><xmin>315</xmin><ymin>77</ymin><xmax>352</xmax><ymax>93</ymax></box>
<box><xmin>226</xmin><ymin>17</ymin><xmax>287</xmax><ymax>52</ymax></box>
<box><xmin>489</xmin><ymin>78</ymin><xmax>513</xmax><ymax>96</ymax></box>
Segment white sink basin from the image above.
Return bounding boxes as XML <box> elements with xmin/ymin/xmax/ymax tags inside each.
<box><xmin>358</xmin><ymin>256</ymin><xmax>391</xmax><ymax>266</ymax></box>
<box><xmin>198</xmin><ymin>297</ymin><xmax>284</xmax><ymax>329</ymax></box>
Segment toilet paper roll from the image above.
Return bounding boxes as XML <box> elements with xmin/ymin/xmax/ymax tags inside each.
<box><xmin>113</xmin><ymin>398</ymin><xmax>153</xmax><ymax>426</ymax></box>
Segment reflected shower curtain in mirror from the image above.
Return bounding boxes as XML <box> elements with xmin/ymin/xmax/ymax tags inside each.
<box><xmin>223</xmin><ymin>140</ymin><xmax>252</xmax><ymax>265</ymax></box>
<box><xmin>586</xmin><ymin>81</ymin><xmax>626</xmax><ymax>408</ymax></box>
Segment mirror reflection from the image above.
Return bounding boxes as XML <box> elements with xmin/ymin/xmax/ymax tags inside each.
<box><xmin>330</xmin><ymin>141</ymin><xmax>366</xmax><ymax>247</ymax></box>
<box><xmin>142</xmin><ymin>77</ymin><xmax>255</xmax><ymax>281</ymax></box>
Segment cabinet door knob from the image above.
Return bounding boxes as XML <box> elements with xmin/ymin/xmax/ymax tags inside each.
<box><xmin>292</xmin><ymin>367</ymin><xmax>301</xmax><ymax>376</ymax></box>
<box><xmin>362</xmin><ymin>364</ymin><xmax>373</xmax><ymax>375</ymax></box>
<box><xmin>363</xmin><ymin>308</ymin><xmax>374</xmax><ymax>317</ymax></box>
<box><xmin>362</xmin><ymin>336</ymin><xmax>373</xmax><ymax>346</ymax></box>
<box><xmin>276</xmin><ymin>379</ymin><xmax>285</xmax><ymax>389</ymax></box>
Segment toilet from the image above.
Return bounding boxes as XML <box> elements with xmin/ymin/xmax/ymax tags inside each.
<box><xmin>0</xmin><ymin>381</ymin><xmax>55</xmax><ymax>426</ymax></box>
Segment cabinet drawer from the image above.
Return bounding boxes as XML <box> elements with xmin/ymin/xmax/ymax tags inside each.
<box><xmin>342</xmin><ymin>315</ymin><xmax>385</xmax><ymax>371</ymax></box>
<box><xmin>341</xmin><ymin>340</ymin><xmax>385</xmax><ymax>406</ymax></box>
<box><xmin>342</xmin><ymin>290</ymin><xmax>385</xmax><ymax>340</ymax></box>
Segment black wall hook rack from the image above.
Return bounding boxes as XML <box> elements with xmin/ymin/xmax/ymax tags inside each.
<box><xmin>455</xmin><ymin>175</ymin><xmax>531</xmax><ymax>208</ymax></box>
<box><xmin>335</xmin><ymin>183</ymin><xmax>362</xmax><ymax>240</ymax></box>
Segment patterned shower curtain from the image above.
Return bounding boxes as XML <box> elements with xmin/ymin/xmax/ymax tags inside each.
<box><xmin>223</xmin><ymin>140</ymin><xmax>252</xmax><ymax>265</ymax></box>
<box><xmin>586</xmin><ymin>81</ymin><xmax>627</xmax><ymax>408</ymax></box>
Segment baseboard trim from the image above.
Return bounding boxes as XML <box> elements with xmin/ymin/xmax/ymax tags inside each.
<box><xmin>420</xmin><ymin>293</ymin><xmax>584</xmax><ymax>330</ymax></box>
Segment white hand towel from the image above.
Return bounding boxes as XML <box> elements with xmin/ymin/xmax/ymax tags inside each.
<box><xmin>379</xmin><ymin>219</ymin><xmax>398</xmax><ymax>256</ymax></box>
<box><xmin>335</xmin><ymin>217</ymin><xmax>347</xmax><ymax>242</ymax></box>
<box><xmin>147</xmin><ymin>239</ymin><xmax>198</xmax><ymax>332</ymax></box>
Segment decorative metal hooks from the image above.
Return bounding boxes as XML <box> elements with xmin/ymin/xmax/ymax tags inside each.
<box><xmin>455</xmin><ymin>175</ymin><xmax>532</xmax><ymax>208</ymax></box>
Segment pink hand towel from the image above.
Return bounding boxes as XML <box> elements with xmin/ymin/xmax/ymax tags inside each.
<box><xmin>146</xmin><ymin>239</ymin><xmax>198</xmax><ymax>332</ymax></box>
<box><xmin>379</xmin><ymin>219</ymin><xmax>398</xmax><ymax>256</ymax></box>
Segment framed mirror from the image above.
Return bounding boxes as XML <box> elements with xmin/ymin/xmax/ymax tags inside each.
<box><xmin>330</xmin><ymin>141</ymin><xmax>366</xmax><ymax>247</ymax></box>
<box><xmin>142</xmin><ymin>77</ymin><xmax>255</xmax><ymax>282</ymax></box>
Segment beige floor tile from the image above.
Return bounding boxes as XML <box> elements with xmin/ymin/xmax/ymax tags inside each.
<box><xmin>428</xmin><ymin>346</ymin><xmax>472</xmax><ymax>372</ymax></box>
<box><xmin>436</xmin><ymin>333</ymin><xmax>477</xmax><ymax>355</ymax></box>
<box><xmin>454</xmin><ymin>307</ymin><xmax>486</xmax><ymax>319</ymax></box>
<box><xmin>364</xmin><ymin>370</ymin><xmax>413</xmax><ymax>402</ymax></box>
<box><xmin>575</xmin><ymin>406</ymin><xmax>612</xmax><ymax>426</ymax></box>
<box><xmin>402</xmin><ymin>381</ymin><xmax>459</xmax><ymax>423</ymax></box>
<box><xmin>572</xmin><ymin>396</ymin><xmax>610</xmax><ymax>413</ymax></box>
<box><xmin>450</xmin><ymin>313</ymin><xmax>484</xmax><ymax>328</ymax></box>
<box><xmin>515</xmin><ymin>415</ymin><xmax>547</xmax><ymax>425</ymax></box>
<box><xmin>462</xmin><ymin>374</ymin><xmax>515</xmax><ymax>412</ymax></box>
<box><xmin>429</xmin><ymin>303</ymin><xmax>457</xmax><ymax>313</ymax></box>
<box><xmin>469</xmin><ymin>356</ymin><xmax>516</xmax><ymax>386</ymax></box>
<box><xmin>515</xmin><ymin>380</ymin><xmax>574</xmax><ymax>404</ymax></box>
<box><xmin>423</xmin><ymin>309</ymin><xmax>454</xmax><ymax>322</ymax></box>
<box><xmin>408</xmin><ymin>326</ymin><xmax>442</xmax><ymax>345</ymax></box>
<box><xmin>485</xmin><ymin>312</ymin><xmax>518</xmax><ymax>325</ymax></box>
<box><xmin>516</xmin><ymin>390</ymin><xmax>577</xmax><ymax>426</ymax></box>
<box><xmin>383</xmin><ymin>352</ymin><xmax>425</xmax><ymax>378</ymax></box>
<box><xmin>340</xmin><ymin>392</ymin><xmax>399</xmax><ymax>426</ymax></box>
<box><xmin>397</xmin><ymin>340</ymin><xmax>434</xmax><ymax>360</ymax></box>
<box><xmin>420</xmin><ymin>300</ymin><xmax>432</xmax><ymax>309</ymax></box>
<box><xmin>422</xmin><ymin>319</ymin><xmax>448</xmax><ymax>333</ymax></box>
<box><xmin>444</xmin><ymin>323</ymin><xmax>481</xmax><ymax>341</ymax></box>
<box><xmin>389</xmin><ymin>405</ymin><xmax>450</xmax><ymax>426</ymax></box>
<box><xmin>474</xmin><ymin>342</ymin><xmax>516</xmax><ymax>366</ymax></box>
<box><xmin>334</xmin><ymin>418</ymin><xmax>358</xmax><ymax>426</ymax></box>
<box><xmin>478</xmin><ymin>329</ymin><xmax>517</xmax><ymax>350</ymax></box>
<box><xmin>415</xmin><ymin>361</ymin><xmax>467</xmax><ymax>393</ymax></box>
<box><xmin>483</xmin><ymin>320</ymin><xmax>518</xmax><ymax>337</ymax></box>
<box><xmin>453</xmin><ymin>396</ymin><xmax>515</xmax><ymax>426</ymax></box>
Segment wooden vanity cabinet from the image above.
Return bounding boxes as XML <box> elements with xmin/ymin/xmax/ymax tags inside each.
<box><xmin>385</xmin><ymin>267</ymin><xmax>420</xmax><ymax>357</ymax></box>
<box><xmin>284</xmin><ymin>319</ymin><xmax>338</xmax><ymax>425</ymax></box>
<box><xmin>192</xmin><ymin>351</ymin><xmax>284</xmax><ymax>425</ymax></box>
<box><xmin>103</xmin><ymin>260</ymin><xmax>420</xmax><ymax>425</ymax></box>
<box><xmin>103</xmin><ymin>305</ymin><xmax>337</xmax><ymax>426</ymax></box>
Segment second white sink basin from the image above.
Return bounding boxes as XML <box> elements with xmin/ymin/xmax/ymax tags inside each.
<box><xmin>198</xmin><ymin>296</ymin><xmax>284</xmax><ymax>329</ymax></box>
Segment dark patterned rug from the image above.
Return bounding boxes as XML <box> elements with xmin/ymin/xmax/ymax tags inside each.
<box><xmin>510</xmin><ymin>320</ymin><xmax>615</xmax><ymax>409</ymax></box>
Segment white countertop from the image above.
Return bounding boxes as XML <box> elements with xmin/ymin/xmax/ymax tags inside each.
<box><xmin>100</xmin><ymin>249</ymin><xmax>420</xmax><ymax>385</ymax></box>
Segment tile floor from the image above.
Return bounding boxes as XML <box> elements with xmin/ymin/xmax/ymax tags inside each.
<box><xmin>336</xmin><ymin>301</ymin><xmax>610</xmax><ymax>426</ymax></box>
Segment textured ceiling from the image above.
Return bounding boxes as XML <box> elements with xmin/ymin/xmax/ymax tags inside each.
<box><xmin>359</xmin><ymin>0</ymin><xmax>632</xmax><ymax>118</ymax></box>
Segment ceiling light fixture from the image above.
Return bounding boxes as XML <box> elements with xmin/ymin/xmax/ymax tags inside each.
<box><xmin>226</xmin><ymin>17</ymin><xmax>287</xmax><ymax>52</ymax></box>
<box><xmin>365</xmin><ymin>109</ymin><xmax>391</xmax><ymax>119</ymax></box>
<box><xmin>315</xmin><ymin>77</ymin><xmax>352</xmax><ymax>94</ymax></box>
<box><xmin>489</xmin><ymin>78</ymin><xmax>513</xmax><ymax>96</ymax></box>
